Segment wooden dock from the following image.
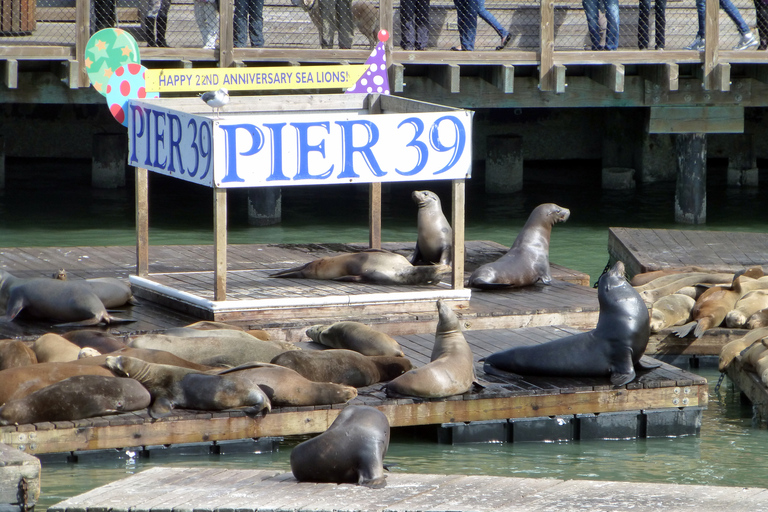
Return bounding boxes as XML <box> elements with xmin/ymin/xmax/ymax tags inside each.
<box><xmin>47</xmin><ymin>467</ymin><xmax>768</xmax><ymax>512</ymax></box>
<box><xmin>723</xmin><ymin>355</ymin><xmax>768</xmax><ymax>427</ymax></box>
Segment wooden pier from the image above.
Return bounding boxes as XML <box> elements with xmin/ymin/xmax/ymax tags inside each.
<box><xmin>723</xmin><ymin>355</ymin><xmax>768</xmax><ymax>427</ymax></box>
<box><xmin>47</xmin><ymin>467</ymin><xmax>768</xmax><ymax>512</ymax></box>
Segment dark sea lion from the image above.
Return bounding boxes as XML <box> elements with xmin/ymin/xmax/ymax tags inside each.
<box><xmin>409</xmin><ymin>190</ymin><xmax>452</xmax><ymax>266</ymax></box>
<box><xmin>0</xmin><ymin>270</ymin><xmax>133</xmax><ymax>326</ymax></box>
<box><xmin>483</xmin><ymin>261</ymin><xmax>658</xmax><ymax>386</ymax></box>
<box><xmin>467</xmin><ymin>203</ymin><xmax>570</xmax><ymax>289</ymax></box>
<box><xmin>0</xmin><ymin>375</ymin><xmax>151</xmax><ymax>426</ymax></box>
<box><xmin>290</xmin><ymin>405</ymin><xmax>390</xmax><ymax>488</ymax></box>
<box><xmin>54</xmin><ymin>270</ymin><xmax>136</xmax><ymax>308</ymax></box>
<box><xmin>62</xmin><ymin>330</ymin><xmax>127</xmax><ymax>353</ymax></box>
<box><xmin>216</xmin><ymin>363</ymin><xmax>358</xmax><ymax>406</ymax></box>
<box><xmin>673</xmin><ymin>271</ymin><xmax>754</xmax><ymax>338</ymax></box>
<box><xmin>386</xmin><ymin>300</ymin><xmax>475</xmax><ymax>398</ymax></box>
<box><xmin>0</xmin><ymin>340</ymin><xmax>37</xmax><ymax>370</ymax></box>
<box><xmin>105</xmin><ymin>355</ymin><xmax>271</xmax><ymax>418</ymax></box>
<box><xmin>32</xmin><ymin>333</ymin><xmax>83</xmax><ymax>362</ymax></box>
<box><xmin>306</xmin><ymin>321</ymin><xmax>404</xmax><ymax>357</ymax></box>
<box><xmin>270</xmin><ymin>249</ymin><xmax>450</xmax><ymax>286</ymax></box>
<box><xmin>270</xmin><ymin>349</ymin><xmax>413</xmax><ymax>387</ymax></box>
<box><xmin>0</xmin><ymin>362</ymin><xmax>115</xmax><ymax>405</ymax></box>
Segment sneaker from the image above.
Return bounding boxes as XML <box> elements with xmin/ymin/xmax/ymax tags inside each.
<box><xmin>685</xmin><ymin>36</ymin><xmax>704</xmax><ymax>51</ymax></box>
<box><xmin>734</xmin><ymin>31</ymin><xmax>759</xmax><ymax>50</ymax></box>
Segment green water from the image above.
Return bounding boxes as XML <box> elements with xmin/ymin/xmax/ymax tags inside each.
<box><xmin>1</xmin><ymin>160</ymin><xmax>768</xmax><ymax>507</ymax></box>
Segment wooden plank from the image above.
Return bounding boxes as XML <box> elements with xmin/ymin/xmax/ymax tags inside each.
<box><xmin>2</xmin><ymin>58</ymin><xmax>17</xmax><ymax>88</ymax></box>
<box><xmin>539</xmin><ymin>0</ymin><xmax>555</xmax><ymax>91</ymax></box>
<box><xmin>648</xmin><ymin>106</ymin><xmax>744</xmax><ymax>133</ymax></box>
<box><xmin>213</xmin><ymin>187</ymin><xmax>227</xmax><ymax>301</ymax></box>
<box><xmin>75</xmin><ymin>0</ymin><xmax>89</xmax><ymax>88</ymax></box>
<box><xmin>703</xmin><ymin>0</ymin><xmax>719</xmax><ymax>91</ymax></box>
<box><xmin>135</xmin><ymin>167</ymin><xmax>149</xmax><ymax>277</ymax></box>
<box><xmin>369</xmin><ymin>182</ymin><xmax>382</xmax><ymax>249</ymax></box>
<box><xmin>484</xmin><ymin>64</ymin><xmax>514</xmax><ymax>93</ymax></box>
<box><xmin>724</xmin><ymin>356</ymin><xmax>768</xmax><ymax>425</ymax></box>
<box><xmin>451</xmin><ymin>179</ymin><xmax>465</xmax><ymax>290</ymax></box>
<box><xmin>589</xmin><ymin>63</ymin><xmax>625</xmax><ymax>93</ymax></box>
<box><xmin>428</xmin><ymin>64</ymin><xmax>460</xmax><ymax>93</ymax></box>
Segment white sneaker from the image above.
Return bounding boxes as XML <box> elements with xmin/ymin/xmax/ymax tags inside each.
<box><xmin>685</xmin><ymin>36</ymin><xmax>704</xmax><ymax>51</ymax></box>
<box><xmin>734</xmin><ymin>31</ymin><xmax>759</xmax><ymax>50</ymax></box>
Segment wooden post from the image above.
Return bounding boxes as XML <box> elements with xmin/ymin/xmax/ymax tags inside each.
<box><xmin>674</xmin><ymin>133</ymin><xmax>707</xmax><ymax>224</ymax></box>
<box><xmin>76</xmin><ymin>0</ymin><xmax>90</xmax><ymax>87</ymax></box>
<box><xmin>214</xmin><ymin>188</ymin><xmax>227</xmax><ymax>300</ymax></box>
<box><xmin>539</xmin><ymin>0</ymin><xmax>555</xmax><ymax>92</ymax></box>
<box><xmin>369</xmin><ymin>182</ymin><xmax>382</xmax><ymax>249</ymax></box>
<box><xmin>451</xmin><ymin>180</ymin><xmax>465</xmax><ymax>290</ymax></box>
<box><xmin>703</xmin><ymin>0</ymin><xmax>719</xmax><ymax>90</ymax></box>
<box><xmin>219</xmin><ymin>0</ymin><xmax>234</xmax><ymax>67</ymax></box>
<box><xmin>135</xmin><ymin>167</ymin><xmax>149</xmax><ymax>277</ymax></box>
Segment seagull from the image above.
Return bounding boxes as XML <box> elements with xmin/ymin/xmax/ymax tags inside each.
<box><xmin>201</xmin><ymin>88</ymin><xmax>229</xmax><ymax>118</ymax></box>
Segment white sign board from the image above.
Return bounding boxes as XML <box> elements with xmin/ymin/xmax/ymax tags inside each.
<box><xmin>128</xmin><ymin>101</ymin><xmax>473</xmax><ymax>188</ymax></box>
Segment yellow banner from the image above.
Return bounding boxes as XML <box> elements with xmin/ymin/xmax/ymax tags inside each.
<box><xmin>145</xmin><ymin>65</ymin><xmax>369</xmax><ymax>93</ymax></box>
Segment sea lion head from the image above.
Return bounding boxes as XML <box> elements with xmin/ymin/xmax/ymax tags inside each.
<box><xmin>105</xmin><ymin>355</ymin><xmax>151</xmax><ymax>381</ymax></box>
<box><xmin>53</xmin><ymin>269</ymin><xmax>68</xmax><ymax>280</ymax></box>
<box><xmin>540</xmin><ymin>203</ymin><xmax>570</xmax><ymax>226</ymax></box>
<box><xmin>305</xmin><ymin>324</ymin><xmax>328</xmax><ymax>342</ymax></box>
<box><xmin>412</xmin><ymin>190</ymin><xmax>440</xmax><ymax>209</ymax></box>
<box><xmin>78</xmin><ymin>347</ymin><xmax>102</xmax><ymax>359</ymax></box>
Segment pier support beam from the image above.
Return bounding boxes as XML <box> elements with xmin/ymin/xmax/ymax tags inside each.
<box><xmin>0</xmin><ymin>135</ymin><xmax>5</xmax><ymax>189</ymax></box>
<box><xmin>92</xmin><ymin>134</ymin><xmax>126</xmax><ymax>188</ymax></box>
<box><xmin>673</xmin><ymin>133</ymin><xmax>707</xmax><ymax>224</ymax></box>
<box><xmin>485</xmin><ymin>135</ymin><xmax>522</xmax><ymax>194</ymax></box>
<box><xmin>638</xmin><ymin>132</ymin><xmax>676</xmax><ymax>182</ymax></box>
<box><xmin>601</xmin><ymin>110</ymin><xmax>637</xmax><ymax>189</ymax></box>
<box><xmin>727</xmin><ymin>134</ymin><xmax>758</xmax><ymax>187</ymax></box>
<box><xmin>247</xmin><ymin>188</ymin><xmax>282</xmax><ymax>226</ymax></box>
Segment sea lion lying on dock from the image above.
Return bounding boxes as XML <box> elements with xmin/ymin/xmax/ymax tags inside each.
<box><xmin>33</xmin><ymin>333</ymin><xmax>84</xmax><ymax>362</ymax></box>
<box><xmin>649</xmin><ymin>293</ymin><xmax>696</xmax><ymax>333</ymax></box>
<box><xmin>0</xmin><ymin>339</ymin><xmax>37</xmax><ymax>370</ymax></box>
<box><xmin>467</xmin><ymin>203</ymin><xmax>570</xmax><ymax>289</ymax></box>
<box><xmin>271</xmin><ymin>349</ymin><xmax>412</xmax><ymax>387</ymax></box>
<box><xmin>726</xmin><ymin>290</ymin><xmax>768</xmax><ymax>328</ymax></box>
<box><xmin>306</xmin><ymin>321</ymin><xmax>404</xmax><ymax>357</ymax></box>
<box><xmin>62</xmin><ymin>330</ymin><xmax>127</xmax><ymax>353</ymax></box>
<box><xmin>270</xmin><ymin>249</ymin><xmax>450</xmax><ymax>285</ymax></box>
<box><xmin>718</xmin><ymin>327</ymin><xmax>768</xmax><ymax>371</ymax></box>
<box><xmin>291</xmin><ymin>405</ymin><xmax>390</xmax><ymax>488</ymax></box>
<box><xmin>483</xmin><ymin>261</ymin><xmax>658</xmax><ymax>386</ymax></box>
<box><xmin>54</xmin><ymin>269</ymin><xmax>136</xmax><ymax>308</ymax></box>
<box><xmin>0</xmin><ymin>361</ymin><xmax>115</xmax><ymax>405</ymax></box>
<box><xmin>0</xmin><ymin>375</ymin><xmax>151</xmax><ymax>426</ymax></box>
<box><xmin>409</xmin><ymin>190</ymin><xmax>452</xmax><ymax>266</ymax></box>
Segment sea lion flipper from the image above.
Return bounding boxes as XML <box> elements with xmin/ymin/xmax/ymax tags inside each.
<box><xmin>482</xmin><ymin>362</ymin><xmax>524</xmax><ymax>380</ymax></box>
<box><xmin>270</xmin><ymin>263</ymin><xmax>310</xmax><ymax>278</ymax></box>
<box><xmin>333</xmin><ymin>275</ymin><xmax>365</xmax><ymax>282</ymax></box>
<box><xmin>636</xmin><ymin>357</ymin><xmax>662</xmax><ymax>370</ymax></box>
<box><xmin>610</xmin><ymin>351</ymin><xmax>636</xmax><ymax>386</ymax></box>
<box><xmin>149</xmin><ymin>398</ymin><xmax>173</xmax><ymax>418</ymax></box>
<box><xmin>672</xmin><ymin>321</ymin><xmax>697</xmax><ymax>338</ymax></box>
<box><xmin>360</xmin><ymin>476</ymin><xmax>387</xmax><ymax>489</ymax></box>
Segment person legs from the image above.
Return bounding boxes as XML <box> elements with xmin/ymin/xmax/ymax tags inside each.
<box><xmin>336</xmin><ymin>0</ymin><xmax>354</xmax><ymax>49</ymax></box>
<box><xmin>637</xmin><ymin>0</ymin><xmax>651</xmax><ymax>48</ymax></box>
<box><xmin>719</xmin><ymin>0</ymin><xmax>750</xmax><ymax>34</ymax></box>
<box><xmin>233</xmin><ymin>0</ymin><xmax>249</xmax><ymax>47</ymax></box>
<box><xmin>453</xmin><ymin>0</ymin><xmax>478</xmax><ymax>50</ymax></box>
<box><xmin>414</xmin><ymin>0</ymin><xmax>431</xmax><ymax>49</ymax></box>
<box><xmin>654</xmin><ymin>0</ymin><xmax>666</xmax><ymax>48</ymax></box>
<box><xmin>248</xmin><ymin>0</ymin><xmax>265</xmax><ymax>47</ymax></box>
<box><xmin>195</xmin><ymin>0</ymin><xmax>220</xmax><ymax>48</ymax></box>
<box><xmin>756</xmin><ymin>0</ymin><xmax>768</xmax><ymax>49</ymax></box>
<box><xmin>399</xmin><ymin>0</ymin><xmax>416</xmax><ymax>49</ymax></box>
<box><xmin>603</xmin><ymin>0</ymin><xmax>619</xmax><ymax>49</ymax></box>
<box><xmin>477</xmin><ymin>0</ymin><xmax>508</xmax><ymax>40</ymax></box>
<box><xmin>583</xmin><ymin>0</ymin><xmax>602</xmax><ymax>49</ymax></box>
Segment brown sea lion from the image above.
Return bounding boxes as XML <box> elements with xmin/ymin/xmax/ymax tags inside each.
<box><xmin>747</xmin><ymin>308</ymin><xmax>768</xmax><ymax>329</ymax></box>
<box><xmin>674</xmin><ymin>271</ymin><xmax>753</xmax><ymax>338</ymax></box>
<box><xmin>726</xmin><ymin>290</ymin><xmax>768</xmax><ymax>328</ymax></box>
<box><xmin>270</xmin><ymin>349</ymin><xmax>413</xmax><ymax>387</ymax></box>
<box><xmin>629</xmin><ymin>266</ymin><xmax>708</xmax><ymax>286</ymax></box>
<box><xmin>216</xmin><ymin>363</ymin><xmax>358</xmax><ymax>406</ymax></box>
<box><xmin>467</xmin><ymin>203</ymin><xmax>570</xmax><ymax>289</ymax></box>
<box><xmin>0</xmin><ymin>362</ymin><xmax>115</xmax><ymax>405</ymax></box>
<box><xmin>306</xmin><ymin>321</ymin><xmax>404</xmax><ymax>357</ymax></box>
<box><xmin>0</xmin><ymin>375</ymin><xmax>151</xmax><ymax>426</ymax></box>
<box><xmin>386</xmin><ymin>300</ymin><xmax>475</xmax><ymax>398</ymax></box>
<box><xmin>290</xmin><ymin>405</ymin><xmax>390</xmax><ymax>488</ymax></box>
<box><xmin>32</xmin><ymin>333</ymin><xmax>83</xmax><ymax>362</ymax></box>
<box><xmin>74</xmin><ymin>346</ymin><xmax>219</xmax><ymax>371</ymax></box>
<box><xmin>650</xmin><ymin>293</ymin><xmax>696</xmax><ymax>333</ymax></box>
<box><xmin>105</xmin><ymin>355</ymin><xmax>271</xmax><ymax>418</ymax></box>
<box><xmin>636</xmin><ymin>273</ymin><xmax>735</xmax><ymax>305</ymax></box>
<box><xmin>409</xmin><ymin>190</ymin><xmax>452</xmax><ymax>266</ymax></box>
<box><xmin>718</xmin><ymin>327</ymin><xmax>768</xmax><ymax>371</ymax></box>
<box><xmin>0</xmin><ymin>340</ymin><xmax>37</xmax><ymax>370</ymax></box>
<box><xmin>54</xmin><ymin>270</ymin><xmax>136</xmax><ymax>308</ymax></box>
<box><xmin>62</xmin><ymin>330</ymin><xmax>127</xmax><ymax>353</ymax></box>
<box><xmin>269</xmin><ymin>249</ymin><xmax>450</xmax><ymax>286</ymax></box>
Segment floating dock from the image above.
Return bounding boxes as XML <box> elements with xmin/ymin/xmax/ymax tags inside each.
<box><xmin>47</xmin><ymin>467</ymin><xmax>768</xmax><ymax>512</ymax></box>
<box><xmin>723</xmin><ymin>355</ymin><xmax>768</xmax><ymax>427</ymax></box>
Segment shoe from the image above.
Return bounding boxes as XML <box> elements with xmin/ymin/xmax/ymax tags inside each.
<box><xmin>451</xmin><ymin>46</ymin><xmax>465</xmax><ymax>51</ymax></box>
<box><xmin>685</xmin><ymin>36</ymin><xmax>704</xmax><ymax>51</ymax></box>
<box><xmin>734</xmin><ymin>31</ymin><xmax>759</xmax><ymax>50</ymax></box>
<box><xmin>495</xmin><ymin>33</ymin><xmax>512</xmax><ymax>51</ymax></box>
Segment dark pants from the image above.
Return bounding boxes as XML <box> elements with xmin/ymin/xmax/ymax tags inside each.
<box><xmin>638</xmin><ymin>0</ymin><xmax>665</xmax><ymax>49</ymax></box>
<box><xmin>400</xmin><ymin>0</ymin><xmax>431</xmax><ymax>49</ymax></box>
<box><xmin>755</xmin><ymin>0</ymin><xmax>768</xmax><ymax>49</ymax></box>
<box><xmin>453</xmin><ymin>0</ymin><xmax>478</xmax><ymax>50</ymax></box>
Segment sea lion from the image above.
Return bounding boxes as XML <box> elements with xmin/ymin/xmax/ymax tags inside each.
<box><xmin>216</xmin><ymin>363</ymin><xmax>358</xmax><ymax>406</ymax></box>
<box><xmin>128</xmin><ymin>330</ymin><xmax>299</xmax><ymax>367</ymax></box>
<box><xmin>32</xmin><ymin>333</ymin><xmax>83</xmax><ymax>362</ymax></box>
<box><xmin>673</xmin><ymin>271</ymin><xmax>753</xmax><ymax>338</ymax></box>
<box><xmin>54</xmin><ymin>270</ymin><xmax>136</xmax><ymax>308</ymax></box>
<box><xmin>386</xmin><ymin>300</ymin><xmax>475</xmax><ymax>398</ymax></box>
<box><xmin>718</xmin><ymin>327</ymin><xmax>768</xmax><ymax>371</ymax></box>
<box><xmin>629</xmin><ymin>266</ymin><xmax>708</xmax><ymax>286</ymax></box>
<box><xmin>270</xmin><ymin>249</ymin><xmax>450</xmax><ymax>286</ymax></box>
<box><xmin>635</xmin><ymin>273</ymin><xmax>735</xmax><ymax>305</ymax></box>
<box><xmin>105</xmin><ymin>355</ymin><xmax>271</xmax><ymax>418</ymax></box>
<box><xmin>0</xmin><ymin>270</ymin><xmax>133</xmax><ymax>326</ymax></box>
<box><xmin>62</xmin><ymin>330</ymin><xmax>127</xmax><ymax>353</ymax></box>
<box><xmin>78</xmin><ymin>347</ymin><xmax>102</xmax><ymax>359</ymax></box>
<box><xmin>650</xmin><ymin>293</ymin><xmax>696</xmax><ymax>333</ymax></box>
<box><xmin>0</xmin><ymin>340</ymin><xmax>37</xmax><ymax>370</ymax></box>
<box><xmin>306</xmin><ymin>322</ymin><xmax>404</xmax><ymax>357</ymax></box>
<box><xmin>409</xmin><ymin>190</ymin><xmax>452</xmax><ymax>266</ymax></box>
<box><xmin>747</xmin><ymin>308</ymin><xmax>768</xmax><ymax>329</ymax></box>
<box><xmin>0</xmin><ymin>375</ymin><xmax>151</xmax><ymax>426</ymax></box>
<box><xmin>483</xmin><ymin>261</ymin><xmax>658</xmax><ymax>386</ymax></box>
<box><xmin>0</xmin><ymin>362</ymin><xmax>115</xmax><ymax>405</ymax></box>
<box><xmin>726</xmin><ymin>290</ymin><xmax>768</xmax><ymax>328</ymax></box>
<box><xmin>290</xmin><ymin>405</ymin><xmax>390</xmax><ymax>488</ymax></box>
<box><xmin>75</xmin><ymin>346</ymin><xmax>218</xmax><ymax>371</ymax></box>
<box><xmin>270</xmin><ymin>349</ymin><xmax>413</xmax><ymax>387</ymax></box>
<box><xmin>467</xmin><ymin>203</ymin><xmax>570</xmax><ymax>289</ymax></box>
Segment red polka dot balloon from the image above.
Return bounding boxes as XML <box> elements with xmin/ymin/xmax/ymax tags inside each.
<box><xmin>105</xmin><ymin>63</ymin><xmax>159</xmax><ymax>126</ymax></box>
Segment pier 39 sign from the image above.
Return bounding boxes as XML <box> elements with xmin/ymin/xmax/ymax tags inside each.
<box><xmin>127</xmin><ymin>99</ymin><xmax>473</xmax><ymax>188</ymax></box>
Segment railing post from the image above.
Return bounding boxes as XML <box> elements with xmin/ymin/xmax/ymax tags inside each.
<box><xmin>76</xmin><ymin>0</ymin><xmax>90</xmax><ymax>87</ymax></box>
<box><xmin>219</xmin><ymin>0</ymin><xmax>235</xmax><ymax>67</ymax></box>
<box><xmin>703</xmin><ymin>0</ymin><xmax>719</xmax><ymax>90</ymax></box>
<box><xmin>539</xmin><ymin>0</ymin><xmax>555</xmax><ymax>91</ymax></box>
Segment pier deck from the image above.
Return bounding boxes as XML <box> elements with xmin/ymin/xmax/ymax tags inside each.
<box><xmin>723</xmin><ymin>355</ymin><xmax>768</xmax><ymax>427</ymax></box>
<box><xmin>48</xmin><ymin>467</ymin><xmax>768</xmax><ymax>512</ymax></box>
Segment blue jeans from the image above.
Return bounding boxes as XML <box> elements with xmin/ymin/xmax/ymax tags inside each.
<box><xmin>694</xmin><ymin>0</ymin><xmax>749</xmax><ymax>37</ymax></box>
<box><xmin>638</xmin><ymin>0</ymin><xmax>665</xmax><ymax>48</ymax></box>
<box><xmin>477</xmin><ymin>0</ymin><xmax>507</xmax><ymax>39</ymax></box>
<box><xmin>583</xmin><ymin>0</ymin><xmax>619</xmax><ymax>49</ymax></box>
<box><xmin>234</xmin><ymin>0</ymin><xmax>264</xmax><ymax>47</ymax></box>
<box><xmin>454</xmin><ymin>0</ymin><xmax>478</xmax><ymax>50</ymax></box>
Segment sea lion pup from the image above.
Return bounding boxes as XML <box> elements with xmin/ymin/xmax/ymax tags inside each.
<box><xmin>0</xmin><ymin>340</ymin><xmax>37</xmax><ymax>370</ymax></box>
<box><xmin>53</xmin><ymin>270</ymin><xmax>136</xmax><ymax>308</ymax></box>
<box><xmin>650</xmin><ymin>294</ymin><xmax>696</xmax><ymax>333</ymax></box>
<box><xmin>726</xmin><ymin>290</ymin><xmax>768</xmax><ymax>328</ymax></box>
<box><xmin>269</xmin><ymin>249</ymin><xmax>450</xmax><ymax>286</ymax></box>
<box><xmin>747</xmin><ymin>308</ymin><xmax>768</xmax><ymax>329</ymax></box>
<box><xmin>0</xmin><ymin>270</ymin><xmax>133</xmax><ymax>326</ymax></box>
<box><xmin>271</xmin><ymin>349</ymin><xmax>413</xmax><ymax>387</ymax></box>
<box><xmin>290</xmin><ymin>405</ymin><xmax>390</xmax><ymax>488</ymax></box>
<box><xmin>386</xmin><ymin>300</ymin><xmax>475</xmax><ymax>398</ymax></box>
<box><xmin>0</xmin><ymin>375</ymin><xmax>151</xmax><ymax>426</ymax></box>
<box><xmin>105</xmin><ymin>355</ymin><xmax>271</xmax><ymax>418</ymax></box>
<box><xmin>306</xmin><ymin>321</ymin><xmax>404</xmax><ymax>357</ymax></box>
<box><xmin>0</xmin><ymin>362</ymin><xmax>115</xmax><ymax>405</ymax></box>
<box><xmin>467</xmin><ymin>203</ymin><xmax>570</xmax><ymax>289</ymax></box>
<box><xmin>215</xmin><ymin>363</ymin><xmax>358</xmax><ymax>406</ymax></box>
<box><xmin>718</xmin><ymin>327</ymin><xmax>768</xmax><ymax>371</ymax></box>
<box><xmin>32</xmin><ymin>333</ymin><xmax>83</xmax><ymax>362</ymax></box>
<box><xmin>483</xmin><ymin>261</ymin><xmax>658</xmax><ymax>386</ymax></box>
<box><xmin>409</xmin><ymin>190</ymin><xmax>452</xmax><ymax>266</ymax></box>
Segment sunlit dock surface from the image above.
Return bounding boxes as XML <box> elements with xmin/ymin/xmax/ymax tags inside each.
<box><xmin>47</xmin><ymin>467</ymin><xmax>768</xmax><ymax>512</ymax></box>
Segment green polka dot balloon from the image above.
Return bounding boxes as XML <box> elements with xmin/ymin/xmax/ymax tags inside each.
<box><xmin>85</xmin><ymin>28</ymin><xmax>141</xmax><ymax>96</ymax></box>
